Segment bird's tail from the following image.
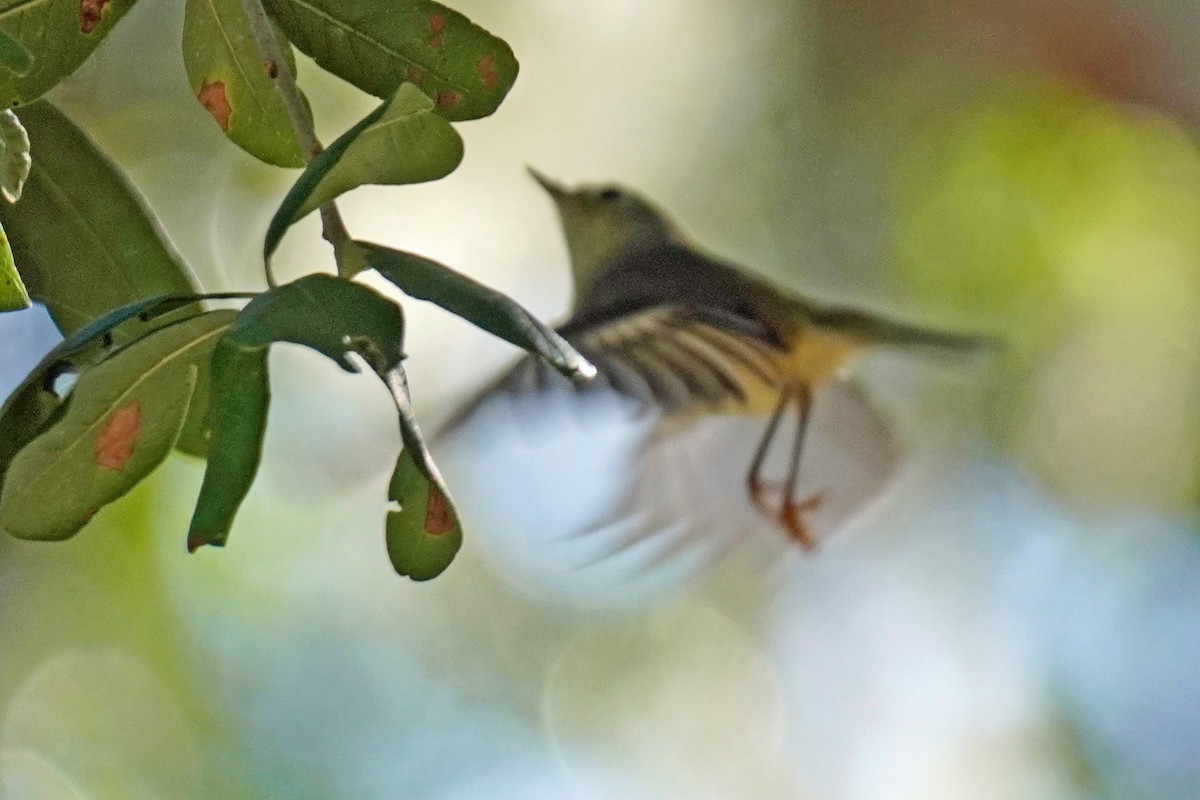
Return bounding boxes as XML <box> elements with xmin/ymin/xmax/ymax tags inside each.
<box><xmin>803</xmin><ymin>303</ymin><xmax>1000</xmax><ymax>358</ymax></box>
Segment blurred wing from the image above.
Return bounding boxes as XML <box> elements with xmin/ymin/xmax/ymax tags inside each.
<box><xmin>435</xmin><ymin>336</ymin><xmax>900</xmax><ymax>604</ymax></box>
<box><xmin>559</xmin><ymin>304</ymin><xmax>785</xmax><ymax>413</ymax></box>
<box><xmin>618</xmin><ymin>380</ymin><xmax>899</xmax><ymax>563</ymax></box>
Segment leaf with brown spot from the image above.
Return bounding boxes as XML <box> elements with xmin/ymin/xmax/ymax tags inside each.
<box><xmin>80</xmin><ymin>0</ymin><xmax>110</xmax><ymax>33</ymax></box>
<box><xmin>0</xmin><ymin>311</ymin><xmax>233</xmax><ymax>541</ymax></box>
<box><xmin>0</xmin><ymin>293</ymin><xmax>234</xmax><ymax>496</ymax></box>
<box><xmin>384</xmin><ymin>366</ymin><xmax>461</xmax><ymax>581</ymax></box>
<box><xmin>197</xmin><ymin>80</ymin><xmax>231</xmax><ymax>130</ymax></box>
<box><xmin>475</xmin><ymin>53</ymin><xmax>499</xmax><ymax>90</ymax></box>
<box><xmin>188</xmin><ymin>275</ymin><xmax>408</xmax><ymax>551</ymax></box>
<box><xmin>183</xmin><ymin>0</ymin><xmax>308</xmax><ymax>167</ymax></box>
<box><xmin>0</xmin><ymin>102</ymin><xmax>212</xmax><ymax>452</ymax></box>
<box><xmin>262</xmin><ymin>0</ymin><xmax>518</xmax><ymax>121</ymax></box>
<box><xmin>94</xmin><ymin>401</ymin><xmax>140</xmax><ymax>470</ymax></box>
<box><xmin>427</xmin><ymin>12</ymin><xmax>445</xmax><ymax>47</ymax></box>
<box><xmin>183</xmin><ymin>274</ymin><xmax>463</xmax><ymax>579</ymax></box>
<box><xmin>386</xmin><ymin>451</ymin><xmax>462</xmax><ymax>581</ymax></box>
<box><xmin>424</xmin><ymin>484</ymin><xmax>453</xmax><ymax>534</ymax></box>
<box><xmin>0</xmin><ymin>0</ymin><xmax>136</xmax><ymax>107</ymax></box>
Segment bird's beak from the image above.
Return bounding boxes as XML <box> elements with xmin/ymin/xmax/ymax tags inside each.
<box><xmin>527</xmin><ymin>166</ymin><xmax>568</xmax><ymax>200</ymax></box>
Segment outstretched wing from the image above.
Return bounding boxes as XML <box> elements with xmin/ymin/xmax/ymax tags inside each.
<box><xmin>552</xmin><ymin>304</ymin><xmax>786</xmax><ymax>414</ymax></box>
<box><xmin>439</xmin><ymin>303</ymin><xmax>786</xmax><ymax>430</ymax></box>
<box><xmin>433</xmin><ymin>305</ymin><xmax>900</xmax><ymax>603</ymax></box>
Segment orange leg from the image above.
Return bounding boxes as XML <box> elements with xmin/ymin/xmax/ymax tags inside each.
<box><xmin>747</xmin><ymin>387</ymin><xmax>792</xmax><ymax>515</ymax></box>
<box><xmin>745</xmin><ymin>384</ymin><xmax>825</xmax><ymax>549</ymax></box>
<box><xmin>779</xmin><ymin>384</ymin><xmax>822</xmax><ymax>549</ymax></box>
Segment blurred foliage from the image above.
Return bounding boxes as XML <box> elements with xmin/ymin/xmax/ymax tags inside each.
<box><xmin>888</xmin><ymin>76</ymin><xmax>1200</xmax><ymax>510</ymax></box>
<box><xmin>891</xmin><ymin>78</ymin><xmax>1200</xmax><ymax>341</ymax></box>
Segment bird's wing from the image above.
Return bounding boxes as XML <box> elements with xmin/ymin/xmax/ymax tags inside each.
<box><xmin>558</xmin><ymin>303</ymin><xmax>787</xmax><ymax>414</ymax></box>
<box><xmin>433</xmin><ymin>308</ymin><xmax>901</xmax><ymax>603</ymax></box>
<box><xmin>612</xmin><ymin>377</ymin><xmax>899</xmax><ymax>566</ymax></box>
<box><xmin>438</xmin><ymin>303</ymin><xmax>786</xmax><ymax>430</ymax></box>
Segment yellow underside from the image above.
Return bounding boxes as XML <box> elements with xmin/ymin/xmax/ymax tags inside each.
<box><xmin>720</xmin><ymin>329</ymin><xmax>865</xmax><ymax>416</ymax></box>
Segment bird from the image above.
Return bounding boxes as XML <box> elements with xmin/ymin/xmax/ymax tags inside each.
<box><xmin>435</xmin><ymin>171</ymin><xmax>987</xmax><ymax>591</ymax></box>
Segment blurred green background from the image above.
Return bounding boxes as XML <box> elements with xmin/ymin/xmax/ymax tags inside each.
<box><xmin>2</xmin><ymin>0</ymin><xmax>1200</xmax><ymax>797</ymax></box>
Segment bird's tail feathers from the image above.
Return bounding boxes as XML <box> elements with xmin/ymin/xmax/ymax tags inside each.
<box><xmin>808</xmin><ymin>305</ymin><xmax>1002</xmax><ymax>361</ymax></box>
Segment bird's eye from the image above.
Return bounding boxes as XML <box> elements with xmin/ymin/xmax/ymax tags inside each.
<box><xmin>597</xmin><ymin>187</ymin><xmax>623</xmax><ymax>202</ymax></box>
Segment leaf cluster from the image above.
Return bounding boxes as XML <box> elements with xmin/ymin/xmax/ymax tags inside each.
<box><xmin>0</xmin><ymin>0</ymin><xmax>590</xmax><ymax>580</ymax></box>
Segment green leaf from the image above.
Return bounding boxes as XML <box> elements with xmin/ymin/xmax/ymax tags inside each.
<box><xmin>182</xmin><ymin>0</ymin><xmax>308</xmax><ymax>168</ymax></box>
<box><xmin>294</xmin><ymin>83</ymin><xmax>461</xmax><ymax>221</ymax></box>
<box><xmin>1</xmin><ymin>102</ymin><xmax>200</xmax><ymax>335</ymax></box>
<box><xmin>188</xmin><ymin>274</ymin><xmax>462</xmax><ymax>577</ymax></box>
<box><xmin>186</xmin><ymin>341</ymin><xmax>268</xmax><ymax>551</ymax></box>
<box><xmin>0</xmin><ymin>354</ymin><xmax>63</xmax><ymax>501</ymax></box>
<box><xmin>357</xmin><ymin>240</ymin><xmax>596</xmax><ymax>382</ymax></box>
<box><xmin>225</xmin><ymin>273</ymin><xmax>404</xmax><ymax>370</ymax></box>
<box><xmin>383</xmin><ymin>364</ymin><xmax>460</xmax><ymax>580</ymax></box>
<box><xmin>0</xmin><ymin>311</ymin><xmax>234</xmax><ymax>541</ymax></box>
<box><xmin>0</xmin><ymin>0</ymin><xmax>138</xmax><ymax>107</ymax></box>
<box><xmin>0</xmin><ymin>295</ymin><xmax>211</xmax><ymax>496</ymax></box>
<box><xmin>188</xmin><ymin>274</ymin><xmax>407</xmax><ymax>549</ymax></box>
<box><xmin>52</xmin><ymin>294</ymin><xmax>208</xmax><ymax>359</ymax></box>
<box><xmin>26</xmin><ymin>292</ymin><xmax>255</xmax><ymax>458</ymax></box>
<box><xmin>386</xmin><ymin>449</ymin><xmax>461</xmax><ymax>581</ymax></box>
<box><xmin>0</xmin><ymin>218</ymin><xmax>27</xmax><ymax>311</ymax></box>
<box><xmin>262</xmin><ymin>0</ymin><xmax>517</xmax><ymax>122</ymax></box>
<box><xmin>0</xmin><ymin>29</ymin><xmax>32</xmax><ymax>76</ymax></box>
<box><xmin>263</xmin><ymin>83</ymin><xmax>462</xmax><ymax>261</ymax></box>
<box><xmin>0</xmin><ymin>107</ymin><xmax>30</xmax><ymax>202</ymax></box>
<box><xmin>0</xmin><ymin>107</ymin><xmax>29</xmax><ymax>309</ymax></box>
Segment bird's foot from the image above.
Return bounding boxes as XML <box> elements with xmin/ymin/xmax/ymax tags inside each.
<box><xmin>747</xmin><ymin>479</ymin><xmax>825</xmax><ymax>551</ymax></box>
<box><xmin>780</xmin><ymin>492</ymin><xmax>824</xmax><ymax>551</ymax></box>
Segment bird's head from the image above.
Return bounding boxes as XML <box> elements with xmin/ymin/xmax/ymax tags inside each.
<box><xmin>528</xmin><ymin>168</ymin><xmax>680</xmax><ymax>296</ymax></box>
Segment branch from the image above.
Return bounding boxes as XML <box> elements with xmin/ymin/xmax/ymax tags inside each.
<box><xmin>238</xmin><ymin>0</ymin><xmax>353</xmax><ymax>286</ymax></box>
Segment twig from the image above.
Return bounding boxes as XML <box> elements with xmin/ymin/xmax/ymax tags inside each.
<box><xmin>238</xmin><ymin>0</ymin><xmax>353</xmax><ymax>286</ymax></box>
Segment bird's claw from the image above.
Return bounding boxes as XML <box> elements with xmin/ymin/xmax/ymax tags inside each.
<box><xmin>780</xmin><ymin>492</ymin><xmax>823</xmax><ymax>551</ymax></box>
<box><xmin>748</xmin><ymin>479</ymin><xmax>824</xmax><ymax>551</ymax></box>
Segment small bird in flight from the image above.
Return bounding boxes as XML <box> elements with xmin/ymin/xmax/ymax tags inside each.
<box><xmin>438</xmin><ymin>171</ymin><xmax>987</xmax><ymax>579</ymax></box>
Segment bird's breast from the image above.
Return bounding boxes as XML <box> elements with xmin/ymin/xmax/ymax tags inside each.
<box><xmin>713</xmin><ymin>328</ymin><xmax>866</xmax><ymax>416</ymax></box>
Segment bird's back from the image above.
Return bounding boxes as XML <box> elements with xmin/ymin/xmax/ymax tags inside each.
<box><xmin>564</xmin><ymin>240</ymin><xmax>776</xmax><ymax>342</ymax></box>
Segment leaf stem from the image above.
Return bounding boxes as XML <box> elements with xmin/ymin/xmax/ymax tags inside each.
<box><xmin>237</xmin><ymin>0</ymin><xmax>353</xmax><ymax>286</ymax></box>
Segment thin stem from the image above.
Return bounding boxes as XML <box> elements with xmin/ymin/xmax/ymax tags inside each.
<box><xmin>238</xmin><ymin>0</ymin><xmax>353</xmax><ymax>286</ymax></box>
<box><xmin>319</xmin><ymin>205</ymin><xmax>352</xmax><ymax>253</ymax></box>
<box><xmin>192</xmin><ymin>291</ymin><xmax>262</xmax><ymax>300</ymax></box>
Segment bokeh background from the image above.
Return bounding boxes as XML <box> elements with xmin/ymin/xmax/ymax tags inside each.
<box><xmin>2</xmin><ymin>0</ymin><xmax>1200</xmax><ymax>797</ymax></box>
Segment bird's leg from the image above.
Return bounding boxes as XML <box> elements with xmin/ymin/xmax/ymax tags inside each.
<box><xmin>747</xmin><ymin>387</ymin><xmax>793</xmax><ymax>515</ymax></box>
<box><xmin>779</xmin><ymin>383</ymin><xmax>823</xmax><ymax>551</ymax></box>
